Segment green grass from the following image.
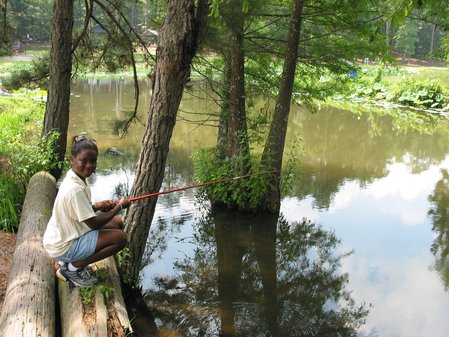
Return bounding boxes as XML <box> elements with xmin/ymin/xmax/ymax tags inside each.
<box><xmin>407</xmin><ymin>66</ymin><xmax>449</xmax><ymax>83</ymax></box>
<box><xmin>378</xmin><ymin>65</ymin><xmax>449</xmax><ymax>85</ymax></box>
<box><xmin>0</xmin><ymin>171</ymin><xmax>25</xmax><ymax>232</ymax></box>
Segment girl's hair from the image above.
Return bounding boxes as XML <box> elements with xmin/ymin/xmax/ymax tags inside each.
<box><xmin>71</xmin><ymin>135</ymin><xmax>98</xmax><ymax>155</ymax></box>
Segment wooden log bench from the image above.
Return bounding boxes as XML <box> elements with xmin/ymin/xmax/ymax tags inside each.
<box><xmin>0</xmin><ymin>171</ymin><xmax>133</xmax><ymax>336</ymax></box>
<box><xmin>0</xmin><ymin>171</ymin><xmax>57</xmax><ymax>336</ymax></box>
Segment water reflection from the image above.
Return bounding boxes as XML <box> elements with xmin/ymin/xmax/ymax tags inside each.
<box><xmin>428</xmin><ymin>169</ymin><xmax>449</xmax><ymax>290</ymax></box>
<box><xmin>289</xmin><ymin>107</ymin><xmax>449</xmax><ymax>210</ymax></box>
<box><xmin>145</xmin><ymin>206</ymin><xmax>368</xmax><ymax>337</ymax></box>
<box><xmin>70</xmin><ymin>78</ymin><xmax>449</xmax><ymax>336</ymax></box>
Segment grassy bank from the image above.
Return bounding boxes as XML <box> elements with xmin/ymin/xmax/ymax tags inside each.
<box><xmin>380</xmin><ymin>65</ymin><xmax>449</xmax><ymax>83</ymax></box>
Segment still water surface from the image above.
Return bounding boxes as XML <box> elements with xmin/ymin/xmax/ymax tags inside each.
<box><xmin>70</xmin><ymin>78</ymin><xmax>449</xmax><ymax>337</ymax></box>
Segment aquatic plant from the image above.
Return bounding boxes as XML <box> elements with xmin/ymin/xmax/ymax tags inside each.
<box><xmin>393</xmin><ymin>78</ymin><xmax>446</xmax><ymax>109</ymax></box>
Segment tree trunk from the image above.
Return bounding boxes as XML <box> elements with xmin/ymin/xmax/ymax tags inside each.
<box><xmin>43</xmin><ymin>0</ymin><xmax>74</xmax><ymax>180</ymax></box>
<box><xmin>430</xmin><ymin>22</ymin><xmax>436</xmax><ymax>64</ymax></box>
<box><xmin>217</xmin><ymin>0</ymin><xmax>249</xmax><ymax>173</ymax></box>
<box><xmin>386</xmin><ymin>20</ymin><xmax>391</xmax><ymax>46</ymax></box>
<box><xmin>0</xmin><ymin>172</ymin><xmax>57</xmax><ymax>337</ymax></box>
<box><xmin>260</xmin><ymin>0</ymin><xmax>304</xmax><ymax>211</ymax></box>
<box><xmin>217</xmin><ymin>54</ymin><xmax>231</xmax><ymax>159</ymax></box>
<box><xmin>1</xmin><ymin>0</ymin><xmax>7</xmax><ymax>46</ymax></box>
<box><xmin>122</xmin><ymin>0</ymin><xmax>206</xmax><ymax>282</ymax></box>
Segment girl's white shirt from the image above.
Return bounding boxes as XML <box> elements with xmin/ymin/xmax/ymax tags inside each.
<box><xmin>43</xmin><ymin>169</ymin><xmax>96</xmax><ymax>257</ymax></box>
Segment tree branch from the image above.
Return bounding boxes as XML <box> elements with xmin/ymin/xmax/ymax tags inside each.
<box><xmin>92</xmin><ymin>0</ymin><xmax>143</xmax><ymax>136</ymax></box>
<box><xmin>72</xmin><ymin>0</ymin><xmax>93</xmax><ymax>53</ymax></box>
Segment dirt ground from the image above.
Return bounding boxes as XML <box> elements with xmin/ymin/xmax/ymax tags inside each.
<box><xmin>0</xmin><ymin>231</ymin><xmax>16</xmax><ymax>316</ymax></box>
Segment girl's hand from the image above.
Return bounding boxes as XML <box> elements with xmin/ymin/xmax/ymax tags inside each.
<box><xmin>94</xmin><ymin>200</ymin><xmax>115</xmax><ymax>212</ymax></box>
<box><xmin>118</xmin><ymin>197</ymin><xmax>131</xmax><ymax>210</ymax></box>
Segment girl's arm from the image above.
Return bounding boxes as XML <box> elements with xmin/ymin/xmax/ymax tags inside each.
<box><xmin>92</xmin><ymin>200</ymin><xmax>115</xmax><ymax>212</ymax></box>
<box><xmin>84</xmin><ymin>197</ymin><xmax>130</xmax><ymax>230</ymax></box>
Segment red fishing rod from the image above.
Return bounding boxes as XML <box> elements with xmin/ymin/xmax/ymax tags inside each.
<box><xmin>127</xmin><ymin>169</ymin><xmax>281</xmax><ymax>202</ymax></box>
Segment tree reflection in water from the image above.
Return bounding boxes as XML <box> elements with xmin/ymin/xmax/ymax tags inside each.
<box><xmin>428</xmin><ymin>169</ymin><xmax>449</xmax><ymax>289</ymax></box>
<box><xmin>145</xmin><ymin>205</ymin><xmax>369</xmax><ymax>337</ymax></box>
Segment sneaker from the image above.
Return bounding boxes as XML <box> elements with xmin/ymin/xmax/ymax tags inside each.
<box><xmin>56</xmin><ymin>264</ymin><xmax>98</xmax><ymax>287</ymax></box>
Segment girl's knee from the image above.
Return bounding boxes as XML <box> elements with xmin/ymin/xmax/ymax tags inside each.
<box><xmin>111</xmin><ymin>216</ymin><xmax>124</xmax><ymax>229</ymax></box>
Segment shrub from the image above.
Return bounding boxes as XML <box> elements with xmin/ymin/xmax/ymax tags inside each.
<box><xmin>1</xmin><ymin>54</ymin><xmax>50</xmax><ymax>90</ymax></box>
<box><xmin>0</xmin><ymin>89</ymin><xmax>61</xmax><ymax>232</ymax></box>
<box><xmin>353</xmin><ymin>80</ymin><xmax>393</xmax><ymax>101</ymax></box>
<box><xmin>192</xmin><ymin>148</ymin><xmax>274</xmax><ymax>210</ymax></box>
<box><xmin>393</xmin><ymin>79</ymin><xmax>446</xmax><ymax>109</ymax></box>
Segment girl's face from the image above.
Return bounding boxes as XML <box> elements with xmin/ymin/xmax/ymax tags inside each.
<box><xmin>71</xmin><ymin>148</ymin><xmax>98</xmax><ymax>180</ymax></box>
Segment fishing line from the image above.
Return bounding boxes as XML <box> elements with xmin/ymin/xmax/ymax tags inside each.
<box><xmin>125</xmin><ymin>169</ymin><xmax>281</xmax><ymax>202</ymax></box>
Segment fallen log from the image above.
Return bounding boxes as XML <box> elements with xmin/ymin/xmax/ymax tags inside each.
<box><xmin>0</xmin><ymin>171</ymin><xmax>57</xmax><ymax>337</ymax></box>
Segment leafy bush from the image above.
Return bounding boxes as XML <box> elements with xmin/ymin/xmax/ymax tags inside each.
<box><xmin>393</xmin><ymin>79</ymin><xmax>446</xmax><ymax>109</ymax></box>
<box><xmin>0</xmin><ymin>89</ymin><xmax>61</xmax><ymax>232</ymax></box>
<box><xmin>1</xmin><ymin>54</ymin><xmax>50</xmax><ymax>90</ymax></box>
<box><xmin>192</xmin><ymin>148</ymin><xmax>273</xmax><ymax>210</ymax></box>
<box><xmin>347</xmin><ymin>75</ymin><xmax>448</xmax><ymax>111</ymax></box>
<box><xmin>352</xmin><ymin>80</ymin><xmax>393</xmax><ymax>101</ymax></box>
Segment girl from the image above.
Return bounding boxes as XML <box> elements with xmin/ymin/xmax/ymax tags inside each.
<box><xmin>43</xmin><ymin>135</ymin><xmax>130</xmax><ymax>287</ymax></box>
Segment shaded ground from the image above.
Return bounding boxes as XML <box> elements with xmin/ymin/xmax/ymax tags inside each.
<box><xmin>0</xmin><ymin>231</ymin><xmax>16</xmax><ymax>316</ymax></box>
<box><xmin>398</xmin><ymin>56</ymin><xmax>446</xmax><ymax>67</ymax></box>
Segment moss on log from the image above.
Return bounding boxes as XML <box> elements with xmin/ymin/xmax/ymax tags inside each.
<box><xmin>0</xmin><ymin>171</ymin><xmax>57</xmax><ymax>337</ymax></box>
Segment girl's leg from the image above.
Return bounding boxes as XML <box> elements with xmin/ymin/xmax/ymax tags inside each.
<box><xmin>102</xmin><ymin>216</ymin><xmax>124</xmax><ymax>230</ymax></box>
<box><xmin>72</xmin><ymin>217</ymin><xmax>127</xmax><ymax>268</ymax></box>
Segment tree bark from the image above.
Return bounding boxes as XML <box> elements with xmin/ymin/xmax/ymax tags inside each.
<box><xmin>217</xmin><ymin>53</ymin><xmax>231</xmax><ymax>159</ymax></box>
<box><xmin>122</xmin><ymin>0</ymin><xmax>207</xmax><ymax>282</ymax></box>
<box><xmin>1</xmin><ymin>0</ymin><xmax>7</xmax><ymax>46</ymax></box>
<box><xmin>0</xmin><ymin>172</ymin><xmax>57</xmax><ymax>337</ymax></box>
<box><xmin>260</xmin><ymin>0</ymin><xmax>304</xmax><ymax>211</ymax></box>
<box><xmin>217</xmin><ymin>0</ymin><xmax>249</xmax><ymax>173</ymax></box>
<box><xmin>43</xmin><ymin>0</ymin><xmax>74</xmax><ymax>180</ymax></box>
<box><xmin>430</xmin><ymin>22</ymin><xmax>436</xmax><ymax>64</ymax></box>
<box><xmin>386</xmin><ymin>20</ymin><xmax>391</xmax><ymax>46</ymax></box>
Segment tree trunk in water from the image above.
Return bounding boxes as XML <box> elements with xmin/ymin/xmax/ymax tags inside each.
<box><xmin>216</xmin><ymin>0</ymin><xmax>249</xmax><ymax>174</ymax></box>
<box><xmin>43</xmin><ymin>0</ymin><xmax>74</xmax><ymax>180</ymax></box>
<box><xmin>122</xmin><ymin>0</ymin><xmax>206</xmax><ymax>282</ymax></box>
<box><xmin>260</xmin><ymin>0</ymin><xmax>304</xmax><ymax>212</ymax></box>
<box><xmin>216</xmin><ymin>55</ymin><xmax>231</xmax><ymax>159</ymax></box>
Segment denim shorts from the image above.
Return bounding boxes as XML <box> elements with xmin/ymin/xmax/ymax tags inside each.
<box><xmin>57</xmin><ymin>230</ymin><xmax>99</xmax><ymax>263</ymax></box>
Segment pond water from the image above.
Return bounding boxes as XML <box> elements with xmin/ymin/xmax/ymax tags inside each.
<box><xmin>69</xmin><ymin>78</ymin><xmax>449</xmax><ymax>337</ymax></box>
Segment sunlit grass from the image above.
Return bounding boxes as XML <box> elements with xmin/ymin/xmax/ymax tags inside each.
<box><xmin>407</xmin><ymin>66</ymin><xmax>449</xmax><ymax>82</ymax></box>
